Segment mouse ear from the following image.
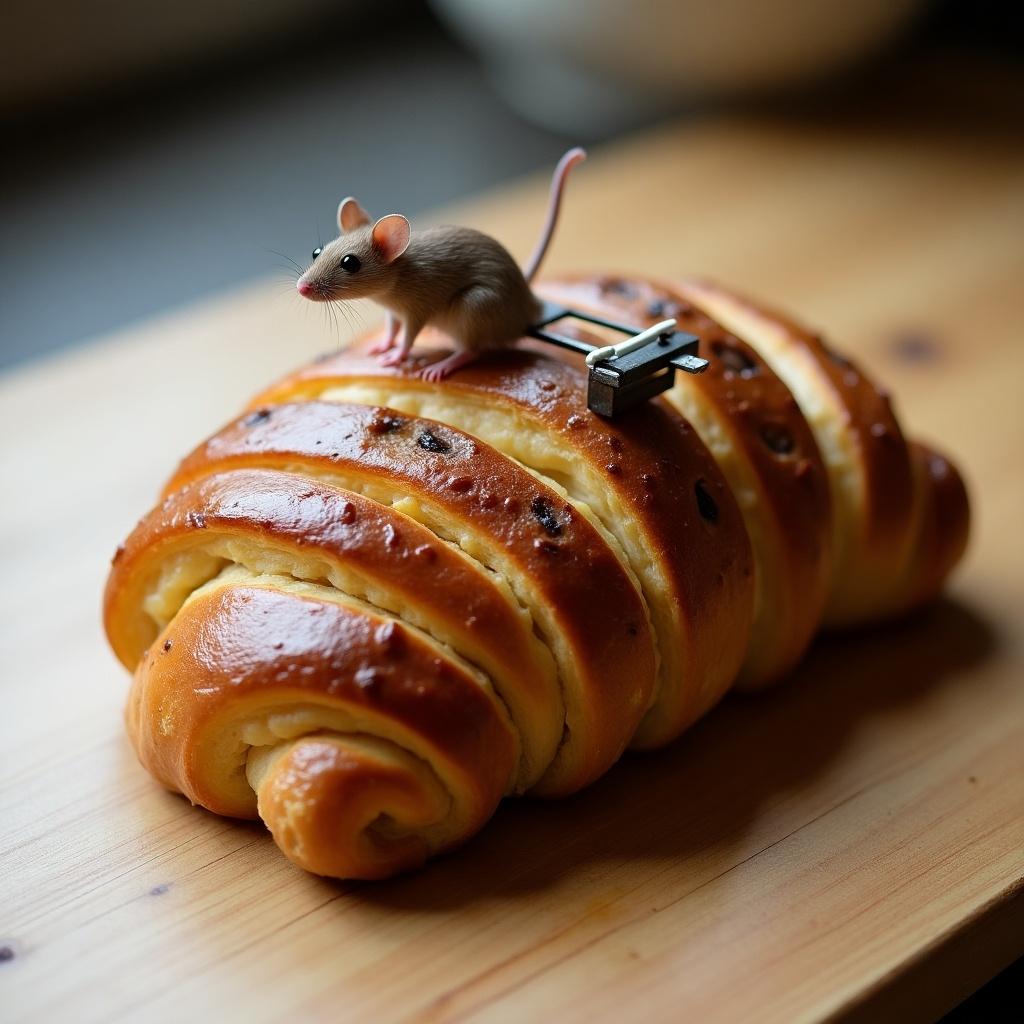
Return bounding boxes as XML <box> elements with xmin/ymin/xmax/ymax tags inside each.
<box><xmin>371</xmin><ymin>214</ymin><xmax>411</xmax><ymax>263</ymax></box>
<box><xmin>338</xmin><ymin>197</ymin><xmax>371</xmax><ymax>233</ymax></box>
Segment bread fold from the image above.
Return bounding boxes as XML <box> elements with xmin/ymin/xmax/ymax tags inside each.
<box><xmin>104</xmin><ymin>274</ymin><xmax>969</xmax><ymax>879</ymax></box>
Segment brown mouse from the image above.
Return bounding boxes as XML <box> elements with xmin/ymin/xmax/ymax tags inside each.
<box><xmin>296</xmin><ymin>147</ymin><xmax>586</xmax><ymax>381</ymax></box>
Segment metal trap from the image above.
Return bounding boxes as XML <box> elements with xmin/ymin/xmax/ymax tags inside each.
<box><xmin>527</xmin><ymin>301</ymin><xmax>707</xmax><ymax>417</ymax></box>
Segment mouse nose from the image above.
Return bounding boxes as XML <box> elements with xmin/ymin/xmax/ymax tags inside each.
<box><xmin>296</xmin><ymin>279</ymin><xmax>316</xmax><ymax>297</ymax></box>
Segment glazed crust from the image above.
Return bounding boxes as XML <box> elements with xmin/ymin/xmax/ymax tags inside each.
<box><xmin>105</xmin><ymin>468</ymin><xmax>555</xmax><ymax>790</ymax></box>
<box><xmin>126</xmin><ymin>583</ymin><xmax>515</xmax><ymax>878</ymax></box>
<box><xmin>161</xmin><ymin>400</ymin><xmax>658</xmax><ymax>795</ymax></box>
<box><xmin>535</xmin><ymin>276</ymin><xmax>833</xmax><ymax>688</ymax></box>
<box><xmin>104</xmin><ymin>271</ymin><xmax>968</xmax><ymax>881</ymax></box>
<box><xmin>251</xmin><ymin>347</ymin><xmax>755</xmax><ymax>748</ymax></box>
<box><xmin>673</xmin><ymin>277</ymin><xmax>921</xmax><ymax>626</ymax></box>
<box><xmin>893</xmin><ymin>442</ymin><xmax>970</xmax><ymax>614</ymax></box>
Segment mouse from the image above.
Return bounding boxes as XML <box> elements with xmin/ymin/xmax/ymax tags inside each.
<box><xmin>295</xmin><ymin>147</ymin><xmax>586</xmax><ymax>381</ymax></box>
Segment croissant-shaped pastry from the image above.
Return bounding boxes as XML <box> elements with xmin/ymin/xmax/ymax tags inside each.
<box><xmin>103</xmin><ymin>274</ymin><xmax>969</xmax><ymax>880</ymax></box>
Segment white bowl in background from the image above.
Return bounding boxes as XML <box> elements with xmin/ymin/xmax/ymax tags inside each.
<box><xmin>430</xmin><ymin>0</ymin><xmax>927</xmax><ymax>133</ymax></box>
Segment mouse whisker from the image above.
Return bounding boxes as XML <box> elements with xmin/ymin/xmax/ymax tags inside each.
<box><xmin>271</xmin><ymin>272</ymin><xmax>302</xmax><ymax>292</ymax></box>
<box><xmin>327</xmin><ymin>299</ymin><xmax>344</xmax><ymax>333</ymax></box>
<box><xmin>344</xmin><ymin>300</ymin><xmax>366</xmax><ymax>329</ymax></box>
<box><xmin>333</xmin><ymin>298</ymin><xmax>363</xmax><ymax>341</ymax></box>
<box><xmin>331</xmin><ymin>299</ymin><xmax>349</xmax><ymax>331</ymax></box>
<box><xmin>265</xmin><ymin>248</ymin><xmax>306</xmax><ymax>277</ymax></box>
<box><xmin>327</xmin><ymin>301</ymin><xmax>345</xmax><ymax>342</ymax></box>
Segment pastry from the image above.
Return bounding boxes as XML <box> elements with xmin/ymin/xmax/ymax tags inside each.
<box><xmin>104</xmin><ymin>275</ymin><xmax>969</xmax><ymax>879</ymax></box>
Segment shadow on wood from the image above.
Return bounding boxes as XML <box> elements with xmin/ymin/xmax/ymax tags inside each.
<box><xmin>343</xmin><ymin>597</ymin><xmax>996</xmax><ymax>910</ymax></box>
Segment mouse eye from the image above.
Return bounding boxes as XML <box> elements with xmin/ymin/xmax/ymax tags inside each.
<box><xmin>340</xmin><ymin>254</ymin><xmax>362</xmax><ymax>273</ymax></box>
<box><xmin>311</xmin><ymin>247</ymin><xmax>322</xmax><ymax>260</ymax></box>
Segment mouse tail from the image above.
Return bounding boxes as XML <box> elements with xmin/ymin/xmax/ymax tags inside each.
<box><xmin>523</xmin><ymin>147</ymin><xmax>587</xmax><ymax>284</ymax></box>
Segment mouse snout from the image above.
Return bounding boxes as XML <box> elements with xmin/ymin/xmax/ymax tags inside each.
<box><xmin>296</xmin><ymin>278</ymin><xmax>318</xmax><ymax>298</ymax></box>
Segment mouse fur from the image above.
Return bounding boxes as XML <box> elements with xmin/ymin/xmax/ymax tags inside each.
<box><xmin>296</xmin><ymin>148</ymin><xmax>585</xmax><ymax>381</ymax></box>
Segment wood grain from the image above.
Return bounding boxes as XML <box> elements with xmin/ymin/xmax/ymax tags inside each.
<box><xmin>2</xmin><ymin>58</ymin><xmax>1022</xmax><ymax>1023</ymax></box>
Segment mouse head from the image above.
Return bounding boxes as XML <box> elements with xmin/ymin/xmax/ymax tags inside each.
<box><xmin>296</xmin><ymin>197</ymin><xmax>410</xmax><ymax>302</ymax></box>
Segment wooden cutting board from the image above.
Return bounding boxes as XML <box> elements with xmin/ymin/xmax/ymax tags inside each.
<box><xmin>2</xmin><ymin>58</ymin><xmax>1022</xmax><ymax>1023</ymax></box>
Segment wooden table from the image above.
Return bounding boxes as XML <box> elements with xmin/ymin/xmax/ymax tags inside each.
<box><xmin>3</xmin><ymin>59</ymin><xmax>1022</xmax><ymax>1023</ymax></box>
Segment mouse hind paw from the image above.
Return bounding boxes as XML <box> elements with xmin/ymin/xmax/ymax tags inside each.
<box><xmin>420</xmin><ymin>351</ymin><xmax>479</xmax><ymax>382</ymax></box>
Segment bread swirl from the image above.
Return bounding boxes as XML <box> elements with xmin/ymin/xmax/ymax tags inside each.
<box><xmin>104</xmin><ymin>274</ymin><xmax>969</xmax><ymax>879</ymax></box>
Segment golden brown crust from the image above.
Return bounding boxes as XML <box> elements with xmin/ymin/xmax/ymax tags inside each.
<box><xmin>160</xmin><ymin>400</ymin><xmax>657</xmax><ymax>794</ymax></box>
<box><xmin>674</xmin><ymin>277</ymin><xmax>917</xmax><ymax>626</ymax></box>
<box><xmin>889</xmin><ymin>442</ymin><xmax>970</xmax><ymax>614</ymax></box>
<box><xmin>105</xmin><ymin>468</ymin><xmax>552</xmax><ymax>788</ymax></box>
<box><xmin>252</xmin><ymin>735</ymin><xmax>448</xmax><ymax>879</ymax></box>
<box><xmin>127</xmin><ymin>584</ymin><xmax>515</xmax><ymax>873</ymax></box>
<box><xmin>250</xmin><ymin>346</ymin><xmax>755</xmax><ymax>748</ymax></box>
<box><xmin>107</xmin><ymin>472</ymin><xmax>531</xmax><ymax>687</ymax></box>
<box><xmin>536</xmin><ymin>275</ymin><xmax>833</xmax><ymax>688</ymax></box>
<box><xmin>104</xmin><ymin>268</ymin><xmax>969</xmax><ymax>882</ymax></box>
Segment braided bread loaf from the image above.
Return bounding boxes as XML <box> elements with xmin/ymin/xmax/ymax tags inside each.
<box><xmin>104</xmin><ymin>274</ymin><xmax>969</xmax><ymax>880</ymax></box>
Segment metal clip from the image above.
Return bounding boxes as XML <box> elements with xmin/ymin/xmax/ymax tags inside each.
<box><xmin>526</xmin><ymin>301</ymin><xmax>708</xmax><ymax>417</ymax></box>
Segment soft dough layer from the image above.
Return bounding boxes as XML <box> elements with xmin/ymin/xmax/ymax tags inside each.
<box><xmin>126</xmin><ymin>580</ymin><xmax>515</xmax><ymax>877</ymax></box>
<box><xmin>104</xmin><ymin>272</ymin><xmax>969</xmax><ymax>880</ymax></box>
<box><xmin>162</xmin><ymin>402</ymin><xmax>658</xmax><ymax>795</ymax></box>
<box><xmin>253</xmin><ymin>350</ymin><xmax>756</xmax><ymax>748</ymax></box>
<box><xmin>535</xmin><ymin>276</ymin><xmax>833</xmax><ymax>688</ymax></box>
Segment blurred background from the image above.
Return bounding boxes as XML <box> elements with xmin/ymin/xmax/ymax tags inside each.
<box><xmin>0</xmin><ymin>0</ymin><xmax>1019</xmax><ymax>371</ymax></box>
<box><xmin>0</xmin><ymin>2</ymin><xmax>1019</xmax><ymax>1015</ymax></box>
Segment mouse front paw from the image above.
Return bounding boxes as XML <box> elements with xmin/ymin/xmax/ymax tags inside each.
<box><xmin>367</xmin><ymin>338</ymin><xmax>394</xmax><ymax>355</ymax></box>
<box><xmin>377</xmin><ymin>350</ymin><xmax>407</xmax><ymax>368</ymax></box>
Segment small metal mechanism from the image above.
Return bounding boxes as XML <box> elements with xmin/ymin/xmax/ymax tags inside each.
<box><xmin>526</xmin><ymin>301</ymin><xmax>708</xmax><ymax>417</ymax></box>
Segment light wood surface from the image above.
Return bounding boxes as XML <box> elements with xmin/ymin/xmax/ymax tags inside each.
<box><xmin>2</xmin><ymin>59</ymin><xmax>1022</xmax><ymax>1023</ymax></box>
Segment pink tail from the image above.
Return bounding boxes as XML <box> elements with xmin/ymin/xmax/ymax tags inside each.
<box><xmin>523</xmin><ymin>147</ymin><xmax>587</xmax><ymax>283</ymax></box>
